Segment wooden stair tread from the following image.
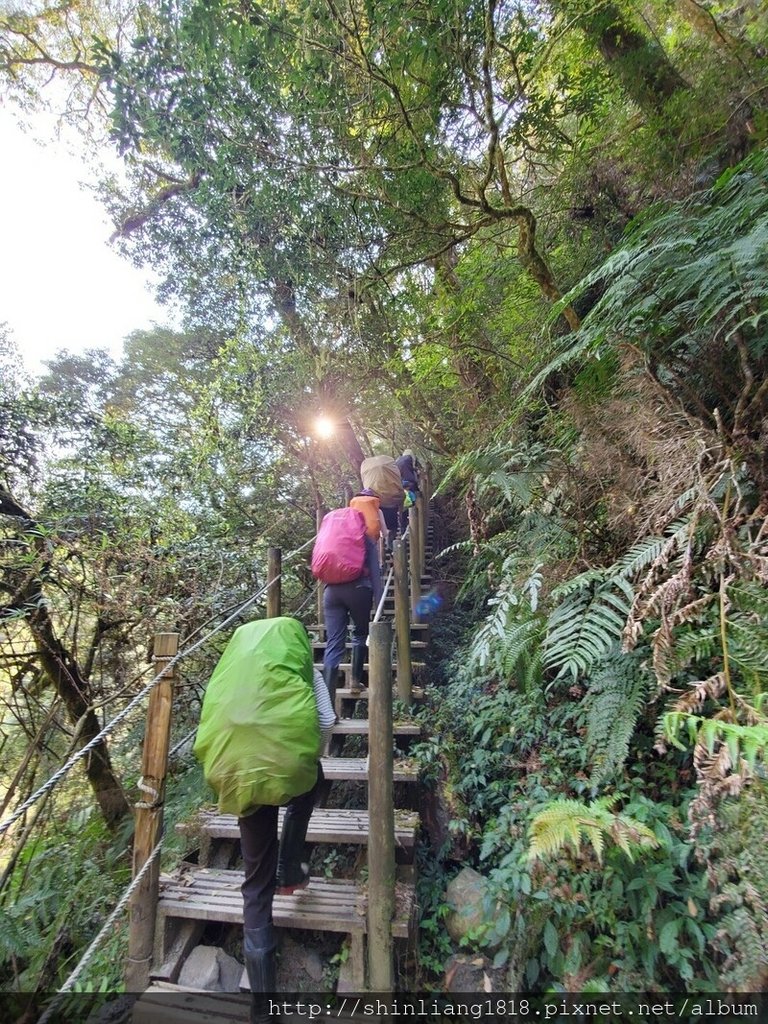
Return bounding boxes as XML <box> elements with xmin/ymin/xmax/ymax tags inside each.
<box><xmin>308</xmin><ymin>622</ymin><xmax>431</xmax><ymax>632</ymax></box>
<box><xmin>332</xmin><ymin>718</ymin><xmax>420</xmax><ymax>735</ymax></box>
<box><xmin>187</xmin><ymin>807</ymin><xmax>419</xmax><ymax>847</ymax></box>
<box><xmin>134</xmin><ymin>986</ymin><xmax>250</xmax><ymax>1023</ymax></box>
<box><xmin>335</xmin><ymin>661</ymin><xmax>426</xmax><ymax>671</ymax></box>
<box><xmin>320</xmin><ymin>756</ymin><xmax>419</xmax><ymax>782</ymax></box>
<box><xmin>313</xmin><ymin>640</ymin><xmax>428</xmax><ymax>650</ymax></box>
<box><xmin>135</xmin><ymin>985</ymin><xmax>370</xmax><ymax>1022</ymax></box>
<box><xmin>335</xmin><ymin>686</ymin><xmax>425</xmax><ymax>702</ymax></box>
<box><xmin>157</xmin><ymin>868</ymin><xmax>414</xmax><ymax>937</ymax></box>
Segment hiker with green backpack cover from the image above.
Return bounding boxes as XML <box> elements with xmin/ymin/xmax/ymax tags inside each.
<box><xmin>194</xmin><ymin>617</ymin><xmax>335</xmax><ymax>1019</ymax></box>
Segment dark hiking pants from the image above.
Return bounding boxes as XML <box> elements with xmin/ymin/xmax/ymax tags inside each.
<box><xmin>238</xmin><ymin>762</ymin><xmax>324</xmax><ymax>930</ymax></box>
<box><xmin>322</xmin><ymin>579</ymin><xmax>373</xmax><ymax>672</ymax></box>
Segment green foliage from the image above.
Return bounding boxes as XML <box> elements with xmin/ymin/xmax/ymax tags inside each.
<box><xmin>467</xmin><ymin>557</ymin><xmax>545</xmax><ymax>687</ymax></box>
<box><xmin>699</xmin><ymin>783</ymin><xmax>768</xmax><ymax>990</ymax></box>
<box><xmin>524</xmin><ymin>148</ymin><xmax>768</xmax><ymax>427</ymax></box>
<box><xmin>527</xmin><ymin>795</ymin><xmax>659</xmax><ymax>864</ymax></box>
<box><xmin>543</xmin><ymin>575</ymin><xmax>634</xmax><ymax>682</ymax></box>
<box><xmin>584</xmin><ymin>650</ymin><xmax>650</xmax><ymax>788</ymax></box>
<box><xmin>664</xmin><ymin>714</ymin><xmax>768</xmax><ymax>769</ymax></box>
<box><xmin>0</xmin><ymin>812</ymin><xmax>133</xmax><ymax>991</ymax></box>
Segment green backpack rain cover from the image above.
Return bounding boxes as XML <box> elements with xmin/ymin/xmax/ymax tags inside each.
<box><xmin>193</xmin><ymin>617</ymin><xmax>321</xmax><ymax>816</ymax></box>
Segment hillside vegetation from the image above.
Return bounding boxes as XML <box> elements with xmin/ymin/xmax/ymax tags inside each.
<box><xmin>1</xmin><ymin>0</ymin><xmax>767</xmax><ymax>995</ymax></box>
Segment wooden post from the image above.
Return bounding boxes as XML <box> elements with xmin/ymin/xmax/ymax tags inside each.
<box><xmin>422</xmin><ymin>463</ymin><xmax>431</xmax><ymax>553</ymax></box>
<box><xmin>367</xmin><ymin>620</ymin><xmax>395</xmax><ymax>991</ymax></box>
<box><xmin>393</xmin><ymin>540</ymin><xmax>412</xmax><ymax>704</ymax></box>
<box><xmin>421</xmin><ymin>497</ymin><xmax>428</xmax><ymax>585</ymax></box>
<box><xmin>266</xmin><ymin>546</ymin><xmax>281</xmax><ymax>618</ymax></box>
<box><xmin>126</xmin><ymin>633</ymin><xmax>178</xmax><ymax>991</ymax></box>
<box><xmin>316</xmin><ymin>508</ymin><xmax>325</xmax><ymax>627</ymax></box>
<box><xmin>408</xmin><ymin>505</ymin><xmax>421</xmax><ymax>618</ymax></box>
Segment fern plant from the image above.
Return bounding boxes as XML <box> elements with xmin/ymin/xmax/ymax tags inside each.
<box><xmin>468</xmin><ymin>554</ymin><xmax>546</xmax><ymax>685</ymax></box>
<box><xmin>527</xmin><ymin>796</ymin><xmax>659</xmax><ymax>864</ymax></box>
<box><xmin>543</xmin><ymin>574</ymin><xmax>634</xmax><ymax>682</ymax></box>
<box><xmin>584</xmin><ymin>649</ymin><xmax>651</xmax><ymax>788</ymax></box>
<box><xmin>521</xmin><ymin>148</ymin><xmax>768</xmax><ymax>426</ymax></box>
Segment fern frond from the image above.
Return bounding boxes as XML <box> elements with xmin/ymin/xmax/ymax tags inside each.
<box><xmin>435</xmin><ymin>538</ymin><xmax>476</xmax><ymax>561</ymax></box>
<box><xmin>612</xmin><ymin>535</ymin><xmax>667</xmax><ymax>580</ymax></box>
<box><xmin>585</xmin><ymin>651</ymin><xmax>651</xmax><ymax>787</ymax></box>
<box><xmin>550</xmin><ymin>568</ymin><xmax>608</xmax><ymax>600</ymax></box>
<box><xmin>468</xmin><ymin>569</ymin><xmax>545</xmax><ymax>680</ymax></box>
<box><xmin>663</xmin><ymin>712</ymin><xmax>768</xmax><ymax>771</ymax></box>
<box><xmin>544</xmin><ymin>578</ymin><xmax>634</xmax><ymax>681</ymax></box>
<box><xmin>518</xmin><ymin>148</ymin><xmax>768</xmax><ymax>406</ymax></box>
<box><xmin>527</xmin><ymin>797</ymin><xmax>659</xmax><ymax>864</ymax></box>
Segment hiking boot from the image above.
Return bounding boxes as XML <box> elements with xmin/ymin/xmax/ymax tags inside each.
<box><xmin>275</xmin><ymin>813</ymin><xmax>311</xmax><ymax>894</ymax></box>
<box><xmin>243</xmin><ymin>924</ymin><xmax>277</xmax><ymax>1024</ymax></box>
<box><xmin>322</xmin><ymin>664</ymin><xmax>339</xmax><ymax>708</ymax></box>
<box><xmin>349</xmin><ymin>644</ymin><xmax>366</xmax><ymax>696</ymax></box>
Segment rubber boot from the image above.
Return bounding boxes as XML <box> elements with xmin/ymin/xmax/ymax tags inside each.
<box><xmin>322</xmin><ymin>664</ymin><xmax>343</xmax><ymax>754</ymax></box>
<box><xmin>349</xmin><ymin>644</ymin><xmax>366</xmax><ymax>696</ymax></box>
<box><xmin>323</xmin><ymin>664</ymin><xmax>339</xmax><ymax>710</ymax></box>
<box><xmin>275</xmin><ymin>813</ymin><xmax>310</xmax><ymax>894</ymax></box>
<box><xmin>243</xmin><ymin>924</ymin><xmax>277</xmax><ymax>1024</ymax></box>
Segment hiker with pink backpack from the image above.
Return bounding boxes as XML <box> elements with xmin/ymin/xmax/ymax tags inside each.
<box><xmin>311</xmin><ymin>506</ymin><xmax>382</xmax><ymax>702</ymax></box>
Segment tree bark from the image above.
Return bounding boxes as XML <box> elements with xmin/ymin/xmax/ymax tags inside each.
<box><xmin>675</xmin><ymin>0</ymin><xmax>755</xmax><ymax>61</ymax></box>
<box><xmin>0</xmin><ymin>487</ymin><xmax>131</xmax><ymax>830</ymax></box>
<box><xmin>557</xmin><ymin>0</ymin><xmax>686</xmax><ymax>114</ymax></box>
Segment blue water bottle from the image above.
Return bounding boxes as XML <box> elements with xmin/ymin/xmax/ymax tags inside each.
<box><xmin>416</xmin><ymin>588</ymin><xmax>442</xmax><ymax>618</ymax></box>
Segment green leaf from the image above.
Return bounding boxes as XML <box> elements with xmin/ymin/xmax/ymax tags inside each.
<box><xmin>658</xmin><ymin>919</ymin><xmax>681</xmax><ymax>955</ymax></box>
<box><xmin>543</xmin><ymin>919</ymin><xmax>559</xmax><ymax>958</ymax></box>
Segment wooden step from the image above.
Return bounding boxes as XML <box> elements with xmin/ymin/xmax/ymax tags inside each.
<box><xmin>157</xmin><ymin>868</ymin><xmax>415</xmax><ymax>937</ymax></box>
<box><xmin>336</xmin><ymin>660</ymin><xmax>426</xmax><ymax>673</ymax></box>
<box><xmin>134</xmin><ymin>986</ymin><xmax>367</xmax><ymax>1023</ymax></box>
<box><xmin>134</xmin><ymin>986</ymin><xmax>250</xmax><ymax>1024</ymax></box>
<box><xmin>335</xmin><ymin>686</ymin><xmax>424</xmax><ymax>703</ymax></box>
<box><xmin>332</xmin><ymin>718</ymin><xmax>420</xmax><ymax>736</ymax></box>
<box><xmin>313</xmin><ymin>640</ymin><xmax>428</xmax><ymax>652</ymax></box>
<box><xmin>321</xmin><ymin>756</ymin><xmax>419</xmax><ymax>782</ymax></box>
<box><xmin>308</xmin><ymin>623</ymin><xmax>430</xmax><ymax>637</ymax></box>
<box><xmin>188</xmin><ymin>807</ymin><xmax>419</xmax><ymax>848</ymax></box>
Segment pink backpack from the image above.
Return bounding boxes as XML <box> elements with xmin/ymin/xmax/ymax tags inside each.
<box><xmin>311</xmin><ymin>508</ymin><xmax>367</xmax><ymax>584</ymax></box>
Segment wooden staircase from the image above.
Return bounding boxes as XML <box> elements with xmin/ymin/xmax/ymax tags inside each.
<box><xmin>133</xmin><ymin>505</ymin><xmax>436</xmax><ymax>1020</ymax></box>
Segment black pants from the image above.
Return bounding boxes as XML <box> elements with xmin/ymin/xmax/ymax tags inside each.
<box><xmin>238</xmin><ymin>763</ymin><xmax>324</xmax><ymax>930</ymax></box>
<box><xmin>322</xmin><ymin>580</ymin><xmax>373</xmax><ymax>671</ymax></box>
<box><xmin>380</xmin><ymin>504</ymin><xmax>401</xmax><ymax>535</ymax></box>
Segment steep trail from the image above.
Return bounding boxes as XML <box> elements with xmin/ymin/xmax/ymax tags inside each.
<box><xmin>131</xmin><ymin>497</ymin><xmax>439</xmax><ymax>1019</ymax></box>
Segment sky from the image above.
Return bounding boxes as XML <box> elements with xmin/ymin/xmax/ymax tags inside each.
<box><xmin>0</xmin><ymin>107</ymin><xmax>174</xmax><ymax>376</ymax></box>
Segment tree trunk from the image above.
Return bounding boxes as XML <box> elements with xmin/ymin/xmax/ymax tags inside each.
<box><xmin>675</xmin><ymin>0</ymin><xmax>755</xmax><ymax>61</ymax></box>
<box><xmin>0</xmin><ymin>488</ymin><xmax>131</xmax><ymax>831</ymax></box>
<box><xmin>30</xmin><ymin>607</ymin><xmax>132</xmax><ymax>829</ymax></box>
<box><xmin>558</xmin><ymin>0</ymin><xmax>686</xmax><ymax>114</ymax></box>
<box><xmin>515</xmin><ymin>211</ymin><xmax>581</xmax><ymax>331</ymax></box>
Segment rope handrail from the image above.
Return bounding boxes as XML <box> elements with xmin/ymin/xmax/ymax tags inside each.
<box><xmin>18</xmin><ymin>489</ymin><xmax>436</xmax><ymax>1001</ymax></box>
<box><xmin>373</xmin><ymin>524</ymin><xmax>410</xmax><ymax>623</ymax></box>
<box><xmin>36</xmin><ymin>839</ymin><xmax>164</xmax><ymax>1024</ymax></box>
<box><xmin>0</xmin><ymin>536</ymin><xmax>317</xmax><ymax>837</ymax></box>
<box><xmin>373</xmin><ymin>565</ymin><xmax>394</xmax><ymax>623</ymax></box>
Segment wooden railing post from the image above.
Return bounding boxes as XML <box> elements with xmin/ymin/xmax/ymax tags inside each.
<box><xmin>367</xmin><ymin>620</ymin><xmax>395</xmax><ymax>991</ymax></box>
<box><xmin>408</xmin><ymin>504</ymin><xmax>422</xmax><ymax>618</ymax></box>
<box><xmin>316</xmin><ymin>508</ymin><xmax>325</xmax><ymax>627</ymax></box>
<box><xmin>393</xmin><ymin>539</ymin><xmax>413</xmax><ymax>704</ymax></box>
<box><xmin>126</xmin><ymin>632</ymin><xmax>178</xmax><ymax>990</ymax></box>
<box><xmin>266</xmin><ymin>546</ymin><xmax>281</xmax><ymax>618</ymax></box>
<box><xmin>422</xmin><ymin>463</ymin><xmax>432</xmax><ymax>546</ymax></box>
<box><xmin>417</xmin><ymin>493</ymin><xmax>426</xmax><ymax>579</ymax></box>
